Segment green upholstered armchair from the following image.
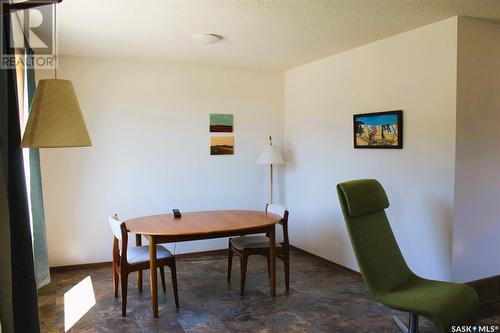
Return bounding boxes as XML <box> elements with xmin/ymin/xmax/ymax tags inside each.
<box><xmin>337</xmin><ymin>179</ymin><xmax>479</xmax><ymax>333</ymax></box>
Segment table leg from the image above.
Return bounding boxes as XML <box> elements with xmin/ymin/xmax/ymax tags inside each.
<box><xmin>136</xmin><ymin>234</ymin><xmax>142</xmax><ymax>292</ymax></box>
<box><xmin>149</xmin><ymin>236</ymin><xmax>158</xmax><ymax>318</ymax></box>
<box><xmin>269</xmin><ymin>225</ymin><xmax>276</xmax><ymax>297</ymax></box>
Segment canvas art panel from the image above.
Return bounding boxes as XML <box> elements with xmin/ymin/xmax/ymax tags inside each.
<box><xmin>210</xmin><ymin>136</ymin><xmax>234</xmax><ymax>155</ymax></box>
<box><xmin>210</xmin><ymin>114</ymin><xmax>233</xmax><ymax>132</ymax></box>
<box><xmin>353</xmin><ymin>110</ymin><xmax>403</xmax><ymax>149</ymax></box>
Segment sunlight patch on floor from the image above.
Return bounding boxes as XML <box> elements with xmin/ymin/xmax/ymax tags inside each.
<box><xmin>64</xmin><ymin>276</ymin><xmax>96</xmax><ymax>332</ymax></box>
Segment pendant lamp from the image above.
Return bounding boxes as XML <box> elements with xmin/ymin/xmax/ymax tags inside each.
<box><xmin>20</xmin><ymin>1</ymin><xmax>91</xmax><ymax>148</ymax></box>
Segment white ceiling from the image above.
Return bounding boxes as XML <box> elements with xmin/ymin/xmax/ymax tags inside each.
<box><xmin>57</xmin><ymin>0</ymin><xmax>500</xmax><ymax>69</ymax></box>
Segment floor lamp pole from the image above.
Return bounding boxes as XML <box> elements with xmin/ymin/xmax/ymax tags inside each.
<box><xmin>270</xmin><ymin>163</ymin><xmax>273</xmax><ymax>204</ymax></box>
<box><xmin>269</xmin><ymin>136</ymin><xmax>273</xmax><ymax>204</ymax></box>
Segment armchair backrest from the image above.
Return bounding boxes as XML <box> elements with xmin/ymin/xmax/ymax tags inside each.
<box><xmin>266</xmin><ymin>204</ymin><xmax>289</xmax><ymax>246</ymax></box>
<box><xmin>336</xmin><ymin>179</ymin><xmax>413</xmax><ymax>296</ymax></box>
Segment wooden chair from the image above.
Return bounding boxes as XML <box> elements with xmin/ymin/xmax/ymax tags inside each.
<box><xmin>109</xmin><ymin>214</ymin><xmax>179</xmax><ymax>316</ymax></box>
<box><xmin>227</xmin><ymin>204</ymin><xmax>290</xmax><ymax>295</ymax></box>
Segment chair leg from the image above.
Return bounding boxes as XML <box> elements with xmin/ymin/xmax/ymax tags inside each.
<box><xmin>409</xmin><ymin>313</ymin><xmax>418</xmax><ymax>333</ymax></box>
<box><xmin>240</xmin><ymin>254</ymin><xmax>248</xmax><ymax>296</ymax></box>
<box><xmin>112</xmin><ymin>264</ymin><xmax>119</xmax><ymax>298</ymax></box>
<box><xmin>137</xmin><ymin>270</ymin><xmax>143</xmax><ymax>293</ymax></box>
<box><xmin>267</xmin><ymin>255</ymin><xmax>271</xmax><ymax>277</ymax></box>
<box><xmin>392</xmin><ymin>313</ymin><xmax>419</xmax><ymax>333</ymax></box>
<box><xmin>120</xmin><ymin>273</ymin><xmax>128</xmax><ymax>317</ymax></box>
<box><xmin>284</xmin><ymin>258</ymin><xmax>290</xmax><ymax>292</ymax></box>
<box><xmin>170</xmin><ymin>261</ymin><xmax>179</xmax><ymax>308</ymax></box>
<box><xmin>227</xmin><ymin>242</ymin><xmax>233</xmax><ymax>282</ymax></box>
<box><xmin>159</xmin><ymin>266</ymin><xmax>166</xmax><ymax>293</ymax></box>
<box><xmin>392</xmin><ymin>315</ymin><xmax>407</xmax><ymax>333</ymax></box>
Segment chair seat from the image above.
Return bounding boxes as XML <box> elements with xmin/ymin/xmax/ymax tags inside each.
<box><xmin>230</xmin><ymin>235</ymin><xmax>282</xmax><ymax>250</ymax></box>
<box><xmin>376</xmin><ymin>276</ymin><xmax>479</xmax><ymax>331</ymax></box>
<box><xmin>127</xmin><ymin>245</ymin><xmax>173</xmax><ymax>264</ymax></box>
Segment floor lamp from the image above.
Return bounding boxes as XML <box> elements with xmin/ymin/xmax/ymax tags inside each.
<box><xmin>257</xmin><ymin>136</ymin><xmax>284</xmax><ymax>204</ymax></box>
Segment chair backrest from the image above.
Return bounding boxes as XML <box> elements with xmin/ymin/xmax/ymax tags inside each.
<box><xmin>336</xmin><ymin>179</ymin><xmax>413</xmax><ymax>296</ymax></box>
<box><xmin>266</xmin><ymin>204</ymin><xmax>286</xmax><ymax>219</ymax></box>
<box><xmin>109</xmin><ymin>214</ymin><xmax>123</xmax><ymax>240</ymax></box>
<box><xmin>109</xmin><ymin>214</ymin><xmax>129</xmax><ymax>264</ymax></box>
<box><xmin>266</xmin><ymin>204</ymin><xmax>289</xmax><ymax>246</ymax></box>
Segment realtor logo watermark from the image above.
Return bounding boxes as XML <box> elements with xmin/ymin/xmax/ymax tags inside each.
<box><xmin>1</xmin><ymin>0</ymin><xmax>57</xmax><ymax>69</ymax></box>
<box><xmin>451</xmin><ymin>325</ymin><xmax>500</xmax><ymax>332</ymax></box>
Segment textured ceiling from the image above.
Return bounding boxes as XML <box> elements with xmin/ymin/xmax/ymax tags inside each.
<box><xmin>57</xmin><ymin>0</ymin><xmax>500</xmax><ymax>69</ymax></box>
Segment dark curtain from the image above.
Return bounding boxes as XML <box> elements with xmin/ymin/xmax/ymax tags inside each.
<box><xmin>0</xmin><ymin>13</ymin><xmax>41</xmax><ymax>333</ymax></box>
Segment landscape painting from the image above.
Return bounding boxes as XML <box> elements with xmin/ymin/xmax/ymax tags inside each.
<box><xmin>210</xmin><ymin>136</ymin><xmax>234</xmax><ymax>155</ymax></box>
<box><xmin>354</xmin><ymin>110</ymin><xmax>403</xmax><ymax>149</ymax></box>
<box><xmin>210</xmin><ymin>114</ymin><xmax>233</xmax><ymax>132</ymax></box>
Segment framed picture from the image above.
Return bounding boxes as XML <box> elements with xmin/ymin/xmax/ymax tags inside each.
<box><xmin>210</xmin><ymin>136</ymin><xmax>234</xmax><ymax>155</ymax></box>
<box><xmin>210</xmin><ymin>114</ymin><xmax>233</xmax><ymax>132</ymax></box>
<box><xmin>353</xmin><ymin>110</ymin><xmax>403</xmax><ymax>149</ymax></box>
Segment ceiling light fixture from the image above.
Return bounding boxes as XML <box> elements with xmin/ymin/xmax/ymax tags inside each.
<box><xmin>191</xmin><ymin>33</ymin><xmax>222</xmax><ymax>45</ymax></box>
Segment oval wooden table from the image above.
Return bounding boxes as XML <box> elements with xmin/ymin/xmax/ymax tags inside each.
<box><xmin>126</xmin><ymin>210</ymin><xmax>282</xmax><ymax>317</ymax></box>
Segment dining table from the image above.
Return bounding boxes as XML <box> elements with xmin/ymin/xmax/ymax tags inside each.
<box><xmin>125</xmin><ymin>209</ymin><xmax>283</xmax><ymax>317</ymax></box>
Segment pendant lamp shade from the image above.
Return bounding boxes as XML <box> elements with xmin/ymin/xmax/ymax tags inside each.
<box><xmin>257</xmin><ymin>144</ymin><xmax>284</xmax><ymax>165</ymax></box>
<box><xmin>21</xmin><ymin>79</ymin><xmax>92</xmax><ymax>148</ymax></box>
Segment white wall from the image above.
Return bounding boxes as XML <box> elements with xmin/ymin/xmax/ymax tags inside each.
<box><xmin>452</xmin><ymin>18</ymin><xmax>500</xmax><ymax>282</ymax></box>
<box><xmin>284</xmin><ymin>18</ymin><xmax>458</xmax><ymax>281</ymax></box>
<box><xmin>38</xmin><ymin>57</ymin><xmax>284</xmax><ymax>267</ymax></box>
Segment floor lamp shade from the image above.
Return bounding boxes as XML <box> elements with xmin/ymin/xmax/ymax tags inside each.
<box><xmin>21</xmin><ymin>79</ymin><xmax>92</xmax><ymax>148</ymax></box>
<box><xmin>257</xmin><ymin>141</ymin><xmax>284</xmax><ymax>204</ymax></box>
<box><xmin>256</xmin><ymin>145</ymin><xmax>284</xmax><ymax>165</ymax></box>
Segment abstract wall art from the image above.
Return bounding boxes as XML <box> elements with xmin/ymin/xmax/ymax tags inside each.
<box><xmin>210</xmin><ymin>136</ymin><xmax>234</xmax><ymax>155</ymax></box>
<box><xmin>210</xmin><ymin>114</ymin><xmax>233</xmax><ymax>132</ymax></box>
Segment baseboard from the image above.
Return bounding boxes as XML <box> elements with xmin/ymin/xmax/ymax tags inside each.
<box><xmin>176</xmin><ymin>248</ymin><xmax>227</xmax><ymax>259</ymax></box>
<box><xmin>50</xmin><ymin>248</ymin><xmax>228</xmax><ymax>273</ymax></box>
<box><xmin>50</xmin><ymin>261</ymin><xmax>111</xmax><ymax>273</ymax></box>
<box><xmin>466</xmin><ymin>275</ymin><xmax>500</xmax><ymax>306</ymax></box>
<box><xmin>289</xmin><ymin>245</ymin><xmax>361</xmax><ymax>276</ymax></box>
